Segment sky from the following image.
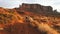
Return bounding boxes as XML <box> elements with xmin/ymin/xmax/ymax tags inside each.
<box><xmin>0</xmin><ymin>0</ymin><xmax>60</xmax><ymax>12</ymax></box>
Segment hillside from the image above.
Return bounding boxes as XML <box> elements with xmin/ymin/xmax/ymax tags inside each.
<box><xmin>0</xmin><ymin>3</ymin><xmax>60</xmax><ymax>34</ymax></box>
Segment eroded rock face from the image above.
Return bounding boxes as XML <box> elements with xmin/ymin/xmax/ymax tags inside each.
<box><xmin>17</xmin><ymin>3</ymin><xmax>53</xmax><ymax>15</ymax></box>
<box><xmin>16</xmin><ymin>3</ymin><xmax>60</xmax><ymax>17</ymax></box>
<box><xmin>21</xmin><ymin>3</ymin><xmax>53</xmax><ymax>11</ymax></box>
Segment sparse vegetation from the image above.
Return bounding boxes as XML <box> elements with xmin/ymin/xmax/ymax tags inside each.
<box><xmin>0</xmin><ymin>3</ymin><xmax>60</xmax><ymax>34</ymax></box>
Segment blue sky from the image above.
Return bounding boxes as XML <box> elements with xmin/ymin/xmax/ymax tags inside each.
<box><xmin>0</xmin><ymin>0</ymin><xmax>60</xmax><ymax>12</ymax></box>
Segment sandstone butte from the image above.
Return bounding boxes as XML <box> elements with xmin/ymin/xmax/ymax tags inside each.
<box><xmin>0</xmin><ymin>3</ymin><xmax>60</xmax><ymax>34</ymax></box>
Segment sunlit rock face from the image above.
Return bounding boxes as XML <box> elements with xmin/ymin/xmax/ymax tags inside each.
<box><xmin>0</xmin><ymin>8</ymin><xmax>23</xmax><ymax>28</ymax></box>
<box><xmin>0</xmin><ymin>3</ymin><xmax>60</xmax><ymax>34</ymax></box>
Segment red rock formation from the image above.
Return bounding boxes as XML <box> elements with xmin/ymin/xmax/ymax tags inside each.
<box><xmin>0</xmin><ymin>3</ymin><xmax>60</xmax><ymax>34</ymax></box>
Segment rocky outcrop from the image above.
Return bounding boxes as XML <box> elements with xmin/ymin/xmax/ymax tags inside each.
<box><xmin>0</xmin><ymin>3</ymin><xmax>60</xmax><ymax>34</ymax></box>
<box><xmin>21</xmin><ymin>3</ymin><xmax>53</xmax><ymax>12</ymax></box>
<box><xmin>14</xmin><ymin>3</ymin><xmax>60</xmax><ymax>17</ymax></box>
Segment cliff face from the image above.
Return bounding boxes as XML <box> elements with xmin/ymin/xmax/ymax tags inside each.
<box><xmin>0</xmin><ymin>3</ymin><xmax>60</xmax><ymax>34</ymax></box>
<box><xmin>15</xmin><ymin>3</ymin><xmax>60</xmax><ymax>17</ymax></box>
<box><xmin>21</xmin><ymin>3</ymin><xmax>53</xmax><ymax>12</ymax></box>
<box><xmin>16</xmin><ymin>3</ymin><xmax>53</xmax><ymax>14</ymax></box>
